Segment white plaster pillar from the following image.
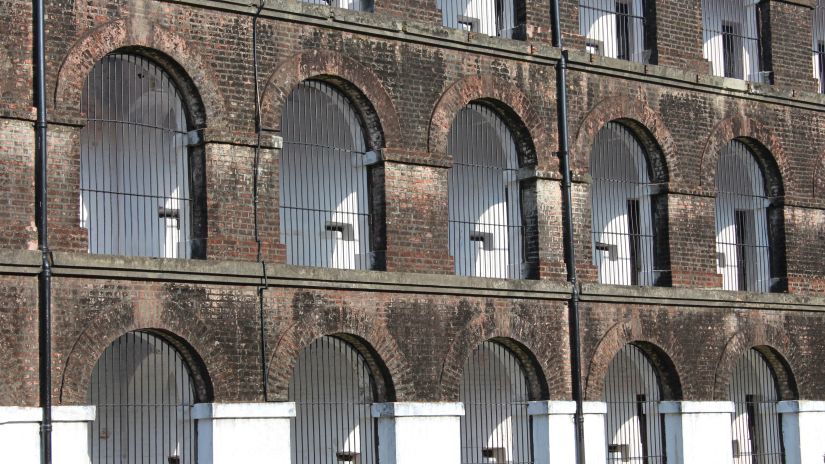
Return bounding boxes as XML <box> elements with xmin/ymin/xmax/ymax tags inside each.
<box><xmin>528</xmin><ymin>400</ymin><xmax>576</xmax><ymax>464</ymax></box>
<box><xmin>192</xmin><ymin>402</ymin><xmax>296</xmax><ymax>464</ymax></box>
<box><xmin>777</xmin><ymin>400</ymin><xmax>825</xmax><ymax>464</ymax></box>
<box><xmin>582</xmin><ymin>401</ymin><xmax>608</xmax><ymax>464</ymax></box>
<box><xmin>659</xmin><ymin>401</ymin><xmax>734</xmax><ymax>464</ymax></box>
<box><xmin>372</xmin><ymin>402</ymin><xmax>464</xmax><ymax>464</ymax></box>
<box><xmin>53</xmin><ymin>405</ymin><xmax>96</xmax><ymax>464</ymax></box>
<box><xmin>0</xmin><ymin>407</ymin><xmax>41</xmax><ymax>464</ymax></box>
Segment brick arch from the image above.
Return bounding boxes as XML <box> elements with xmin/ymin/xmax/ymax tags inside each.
<box><xmin>699</xmin><ymin>115</ymin><xmax>788</xmax><ymax>196</ymax></box>
<box><xmin>712</xmin><ymin>326</ymin><xmax>798</xmax><ymax>401</ymax></box>
<box><xmin>584</xmin><ymin>318</ymin><xmax>683</xmax><ymax>401</ymax></box>
<box><xmin>428</xmin><ymin>74</ymin><xmax>552</xmax><ymax>167</ymax></box>
<box><xmin>53</xmin><ymin>19</ymin><xmax>227</xmax><ymax>127</ymax></box>
<box><xmin>57</xmin><ymin>303</ymin><xmax>216</xmax><ymax>406</ymax></box>
<box><xmin>266</xmin><ymin>295</ymin><xmax>411</xmax><ymax>403</ymax></box>
<box><xmin>259</xmin><ymin>50</ymin><xmax>402</xmax><ymax>150</ymax></box>
<box><xmin>437</xmin><ymin>303</ymin><xmax>552</xmax><ymax>402</ymax></box>
<box><xmin>570</xmin><ymin>95</ymin><xmax>676</xmax><ymax>182</ymax></box>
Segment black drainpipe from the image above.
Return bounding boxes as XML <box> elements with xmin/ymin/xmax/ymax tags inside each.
<box><xmin>550</xmin><ymin>3</ymin><xmax>586</xmax><ymax>464</ymax></box>
<box><xmin>251</xmin><ymin>0</ymin><xmax>269</xmax><ymax>402</ymax></box>
<box><xmin>33</xmin><ymin>0</ymin><xmax>53</xmax><ymax>462</ymax></box>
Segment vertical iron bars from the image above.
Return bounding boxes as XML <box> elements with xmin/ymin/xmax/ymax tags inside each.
<box><xmin>701</xmin><ymin>0</ymin><xmax>767</xmax><ymax>82</ymax></box>
<box><xmin>437</xmin><ymin>0</ymin><xmax>526</xmax><ymax>39</ymax></box>
<box><xmin>813</xmin><ymin>1</ymin><xmax>825</xmax><ymax>93</ymax></box>
<box><xmin>579</xmin><ymin>0</ymin><xmax>650</xmax><ymax>63</ymax></box>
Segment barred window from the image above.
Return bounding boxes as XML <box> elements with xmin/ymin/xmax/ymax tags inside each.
<box><xmin>813</xmin><ymin>0</ymin><xmax>825</xmax><ymax>93</ymax></box>
<box><xmin>702</xmin><ymin>0</ymin><xmax>768</xmax><ymax>83</ymax></box>
<box><xmin>437</xmin><ymin>0</ymin><xmax>527</xmax><ymax>39</ymax></box>
<box><xmin>590</xmin><ymin>122</ymin><xmax>666</xmax><ymax>286</ymax></box>
<box><xmin>289</xmin><ymin>336</ymin><xmax>377</xmax><ymax>464</ymax></box>
<box><xmin>729</xmin><ymin>349</ymin><xmax>785</xmax><ymax>464</ymax></box>
<box><xmin>280</xmin><ymin>81</ymin><xmax>377</xmax><ymax>270</ymax></box>
<box><xmin>89</xmin><ymin>332</ymin><xmax>198</xmax><ymax>464</ymax></box>
<box><xmin>460</xmin><ymin>340</ymin><xmax>533</xmax><ymax>464</ymax></box>
<box><xmin>604</xmin><ymin>344</ymin><xmax>666</xmax><ymax>464</ymax></box>
<box><xmin>80</xmin><ymin>53</ymin><xmax>206</xmax><ymax>259</ymax></box>
<box><xmin>301</xmin><ymin>0</ymin><xmax>374</xmax><ymax>12</ymax></box>
<box><xmin>448</xmin><ymin>103</ymin><xmax>531</xmax><ymax>279</ymax></box>
<box><xmin>715</xmin><ymin>141</ymin><xmax>775</xmax><ymax>292</ymax></box>
<box><xmin>579</xmin><ymin>0</ymin><xmax>655</xmax><ymax>63</ymax></box>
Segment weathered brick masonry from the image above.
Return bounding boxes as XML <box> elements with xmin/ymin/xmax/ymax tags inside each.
<box><xmin>1</xmin><ymin>0</ymin><xmax>825</xmax><ymax>411</ymax></box>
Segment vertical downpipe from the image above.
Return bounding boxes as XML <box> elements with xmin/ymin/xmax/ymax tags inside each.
<box><xmin>33</xmin><ymin>0</ymin><xmax>53</xmax><ymax>462</ymax></box>
<box><xmin>550</xmin><ymin>2</ymin><xmax>586</xmax><ymax>464</ymax></box>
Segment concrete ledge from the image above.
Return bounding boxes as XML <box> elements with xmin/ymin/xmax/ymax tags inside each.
<box><xmin>527</xmin><ymin>400</ymin><xmax>577</xmax><ymax>415</ymax></box>
<box><xmin>192</xmin><ymin>402</ymin><xmax>296</xmax><ymax>420</ymax></box>
<box><xmin>0</xmin><ymin>407</ymin><xmax>42</xmax><ymax>424</ymax></box>
<box><xmin>52</xmin><ymin>405</ymin><xmax>96</xmax><ymax>422</ymax></box>
<box><xmin>659</xmin><ymin>401</ymin><xmax>735</xmax><ymax>414</ymax></box>
<box><xmin>777</xmin><ymin>400</ymin><xmax>825</xmax><ymax>414</ymax></box>
<box><xmin>582</xmin><ymin>401</ymin><xmax>607</xmax><ymax>414</ymax></box>
<box><xmin>372</xmin><ymin>402</ymin><xmax>464</xmax><ymax>418</ymax></box>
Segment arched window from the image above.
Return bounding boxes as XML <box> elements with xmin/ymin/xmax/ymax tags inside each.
<box><xmin>590</xmin><ymin>122</ymin><xmax>664</xmax><ymax>286</ymax></box>
<box><xmin>603</xmin><ymin>344</ymin><xmax>666</xmax><ymax>464</ymax></box>
<box><xmin>579</xmin><ymin>0</ymin><xmax>656</xmax><ymax>63</ymax></box>
<box><xmin>301</xmin><ymin>0</ymin><xmax>374</xmax><ymax>12</ymax></box>
<box><xmin>714</xmin><ymin>140</ymin><xmax>782</xmax><ymax>292</ymax></box>
<box><xmin>289</xmin><ymin>336</ymin><xmax>378</xmax><ymax>464</ymax></box>
<box><xmin>437</xmin><ymin>0</ymin><xmax>527</xmax><ymax>39</ymax></box>
<box><xmin>729</xmin><ymin>349</ymin><xmax>785</xmax><ymax>464</ymax></box>
<box><xmin>81</xmin><ymin>53</ymin><xmax>206</xmax><ymax>259</ymax></box>
<box><xmin>701</xmin><ymin>0</ymin><xmax>767</xmax><ymax>82</ymax></box>
<box><xmin>813</xmin><ymin>0</ymin><xmax>825</xmax><ymax>93</ymax></box>
<box><xmin>88</xmin><ymin>331</ymin><xmax>199</xmax><ymax>464</ymax></box>
<box><xmin>460</xmin><ymin>340</ymin><xmax>533</xmax><ymax>464</ymax></box>
<box><xmin>448</xmin><ymin>103</ymin><xmax>534</xmax><ymax>279</ymax></box>
<box><xmin>280</xmin><ymin>81</ymin><xmax>377</xmax><ymax>270</ymax></box>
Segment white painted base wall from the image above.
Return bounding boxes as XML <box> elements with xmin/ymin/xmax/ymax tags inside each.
<box><xmin>529</xmin><ymin>400</ymin><xmax>577</xmax><ymax>464</ymax></box>
<box><xmin>0</xmin><ymin>405</ymin><xmax>95</xmax><ymax>464</ymax></box>
<box><xmin>192</xmin><ymin>402</ymin><xmax>295</xmax><ymax>464</ymax></box>
<box><xmin>778</xmin><ymin>400</ymin><xmax>825</xmax><ymax>464</ymax></box>
<box><xmin>372</xmin><ymin>402</ymin><xmax>464</xmax><ymax>464</ymax></box>
<box><xmin>582</xmin><ymin>401</ymin><xmax>608</xmax><ymax>464</ymax></box>
<box><xmin>660</xmin><ymin>401</ymin><xmax>734</xmax><ymax>464</ymax></box>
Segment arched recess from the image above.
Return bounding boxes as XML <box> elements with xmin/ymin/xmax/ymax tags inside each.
<box><xmin>259</xmin><ymin>50</ymin><xmax>402</xmax><ymax>150</ymax></box>
<box><xmin>446</xmin><ymin>100</ymin><xmax>540</xmax><ymax>279</ymax></box>
<box><xmin>54</xmin><ymin>19</ymin><xmax>227</xmax><ymax>127</ymax></box>
<box><xmin>589</xmin><ymin>120</ymin><xmax>671</xmax><ymax>286</ymax></box>
<box><xmin>584</xmin><ymin>320</ymin><xmax>682</xmax><ymax>402</ymax></box>
<box><xmin>570</xmin><ymin>96</ymin><xmax>676</xmax><ymax>182</ymax></box>
<box><xmin>713</xmin><ymin>329</ymin><xmax>798</xmax><ymax>402</ymax></box>
<box><xmin>699</xmin><ymin>115</ymin><xmax>789</xmax><ymax>195</ymax></box>
<box><xmin>428</xmin><ymin>74</ymin><xmax>551</xmax><ymax>167</ymax></box>
<box><xmin>87</xmin><ymin>330</ymin><xmax>209</xmax><ymax>464</ymax></box>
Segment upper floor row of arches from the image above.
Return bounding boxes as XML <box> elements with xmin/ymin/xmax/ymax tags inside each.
<box><xmin>73</xmin><ymin>49</ymin><xmax>802</xmax><ymax>293</ymax></box>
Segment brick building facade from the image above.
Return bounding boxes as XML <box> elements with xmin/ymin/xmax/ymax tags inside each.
<box><xmin>2</xmin><ymin>0</ymin><xmax>825</xmax><ymax>463</ymax></box>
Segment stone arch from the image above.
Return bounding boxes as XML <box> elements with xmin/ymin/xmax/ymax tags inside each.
<box><xmin>699</xmin><ymin>115</ymin><xmax>788</xmax><ymax>197</ymax></box>
<box><xmin>428</xmin><ymin>74</ymin><xmax>551</xmax><ymax>167</ymax></box>
<box><xmin>584</xmin><ymin>318</ymin><xmax>683</xmax><ymax>401</ymax></box>
<box><xmin>437</xmin><ymin>303</ymin><xmax>552</xmax><ymax>402</ymax></box>
<box><xmin>266</xmin><ymin>293</ymin><xmax>410</xmax><ymax>403</ymax></box>
<box><xmin>712</xmin><ymin>327</ymin><xmax>798</xmax><ymax>401</ymax></box>
<box><xmin>54</xmin><ymin>19</ymin><xmax>227</xmax><ymax>128</ymax></box>
<box><xmin>259</xmin><ymin>50</ymin><xmax>402</xmax><ymax>150</ymax></box>
<box><xmin>57</xmin><ymin>307</ymin><xmax>215</xmax><ymax>406</ymax></box>
<box><xmin>570</xmin><ymin>95</ymin><xmax>676</xmax><ymax>183</ymax></box>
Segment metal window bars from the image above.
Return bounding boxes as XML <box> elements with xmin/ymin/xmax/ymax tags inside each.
<box><xmin>81</xmin><ymin>54</ymin><xmax>201</xmax><ymax>259</ymax></box>
<box><xmin>729</xmin><ymin>349</ymin><xmax>785</xmax><ymax>464</ymax></box>
<box><xmin>604</xmin><ymin>344</ymin><xmax>666</xmax><ymax>464</ymax></box>
<box><xmin>88</xmin><ymin>331</ymin><xmax>197</xmax><ymax>464</ymax></box>
<box><xmin>590</xmin><ymin>122</ymin><xmax>660</xmax><ymax>286</ymax></box>
<box><xmin>715</xmin><ymin>141</ymin><xmax>772</xmax><ymax>292</ymax></box>
<box><xmin>301</xmin><ymin>0</ymin><xmax>374</xmax><ymax>12</ymax></box>
<box><xmin>813</xmin><ymin>1</ymin><xmax>825</xmax><ymax>93</ymax></box>
<box><xmin>436</xmin><ymin>0</ymin><xmax>527</xmax><ymax>39</ymax></box>
<box><xmin>448</xmin><ymin>103</ymin><xmax>525</xmax><ymax>279</ymax></box>
<box><xmin>280</xmin><ymin>80</ymin><xmax>375</xmax><ymax>270</ymax></box>
<box><xmin>579</xmin><ymin>0</ymin><xmax>651</xmax><ymax>63</ymax></box>
<box><xmin>701</xmin><ymin>0</ymin><xmax>769</xmax><ymax>83</ymax></box>
<box><xmin>460</xmin><ymin>341</ymin><xmax>533</xmax><ymax>464</ymax></box>
<box><xmin>289</xmin><ymin>336</ymin><xmax>377</xmax><ymax>464</ymax></box>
